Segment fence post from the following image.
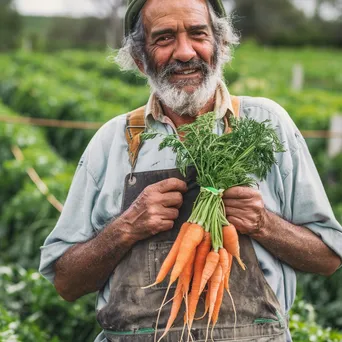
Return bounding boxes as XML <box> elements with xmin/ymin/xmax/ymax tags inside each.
<box><xmin>291</xmin><ymin>64</ymin><xmax>304</xmax><ymax>91</ymax></box>
<box><xmin>328</xmin><ymin>115</ymin><xmax>342</xmax><ymax>158</ymax></box>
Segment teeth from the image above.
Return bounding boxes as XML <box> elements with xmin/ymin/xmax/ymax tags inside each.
<box><xmin>179</xmin><ymin>69</ymin><xmax>196</xmax><ymax>75</ymax></box>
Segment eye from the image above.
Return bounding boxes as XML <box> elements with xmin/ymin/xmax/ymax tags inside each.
<box><xmin>192</xmin><ymin>31</ymin><xmax>207</xmax><ymax>38</ymax></box>
<box><xmin>156</xmin><ymin>35</ymin><xmax>174</xmax><ymax>46</ymax></box>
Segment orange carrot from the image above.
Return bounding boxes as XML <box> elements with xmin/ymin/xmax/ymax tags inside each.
<box><xmin>205</xmin><ymin>264</ymin><xmax>223</xmax><ymax>341</ymax></box>
<box><xmin>180</xmin><ymin>249</ymin><xmax>196</xmax><ymax>341</ymax></box>
<box><xmin>154</xmin><ymin>223</ymin><xmax>204</xmax><ymax>342</ymax></box>
<box><xmin>198</xmin><ymin>250</ymin><xmax>220</xmax><ymax>295</ymax></box>
<box><xmin>169</xmin><ymin>223</ymin><xmax>204</xmax><ymax>285</ymax></box>
<box><xmin>210</xmin><ymin>277</ymin><xmax>225</xmax><ymax>341</ymax></box>
<box><xmin>222</xmin><ymin>224</ymin><xmax>246</xmax><ymax>270</ymax></box>
<box><xmin>224</xmin><ymin>252</ymin><xmax>237</xmax><ymax>339</ymax></box>
<box><xmin>218</xmin><ymin>248</ymin><xmax>229</xmax><ymax>277</ymax></box>
<box><xmin>157</xmin><ymin>280</ymin><xmax>184</xmax><ymax>342</ymax></box>
<box><xmin>142</xmin><ymin>222</ymin><xmax>191</xmax><ymax>289</ymax></box>
<box><xmin>186</xmin><ymin>231</ymin><xmax>211</xmax><ymax>329</ymax></box>
<box><xmin>211</xmin><ymin>277</ymin><xmax>225</xmax><ymax>326</ymax></box>
<box><xmin>194</xmin><ymin>280</ymin><xmax>210</xmax><ymax>321</ymax></box>
<box><xmin>180</xmin><ymin>249</ymin><xmax>196</xmax><ymax>294</ymax></box>
<box><xmin>224</xmin><ymin>253</ymin><xmax>233</xmax><ymax>291</ymax></box>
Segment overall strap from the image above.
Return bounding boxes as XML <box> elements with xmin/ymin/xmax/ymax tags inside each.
<box><xmin>224</xmin><ymin>95</ymin><xmax>240</xmax><ymax>134</ymax></box>
<box><xmin>125</xmin><ymin>106</ymin><xmax>146</xmax><ymax>168</ymax></box>
<box><xmin>231</xmin><ymin>95</ymin><xmax>240</xmax><ymax>118</ymax></box>
<box><xmin>125</xmin><ymin>96</ymin><xmax>240</xmax><ymax>167</ymax></box>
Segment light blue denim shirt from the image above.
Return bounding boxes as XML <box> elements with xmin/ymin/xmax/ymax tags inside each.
<box><xmin>39</xmin><ymin>82</ymin><xmax>342</xmax><ymax>342</ymax></box>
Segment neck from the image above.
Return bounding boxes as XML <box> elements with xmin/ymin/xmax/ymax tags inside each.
<box><xmin>160</xmin><ymin>97</ymin><xmax>215</xmax><ymax>128</ymax></box>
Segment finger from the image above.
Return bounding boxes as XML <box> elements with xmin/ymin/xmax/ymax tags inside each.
<box><xmin>164</xmin><ymin>207</ymin><xmax>180</xmax><ymax>220</ymax></box>
<box><xmin>223</xmin><ymin>186</ymin><xmax>258</xmax><ymax>199</ymax></box>
<box><xmin>160</xmin><ymin>220</ymin><xmax>175</xmax><ymax>231</ymax></box>
<box><xmin>157</xmin><ymin>178</ymin><xmax>188</xmax><ymax>194</ymax></box>
<box><xmin>225</xmin><ymin>207</ymin><xmax>247</xmax><ymax>218</ymax></box>
<box><xmin>225</xmin><ymin>208</ymin><xmax>258</xmax><ymax>226</ymax></box>
<box><xmin>227</xmin><ymin>216</ymin><xmax>245</xmax><ymax>232</ymax></box>
<box><xmin>223</xmin><ymin>198</ymin><xmax>251</xmax><ymax>209</ymax></box>
<box><xmin>158</xmin><ymin>207</ymin><xmax>179</xmax><ymax>221</ymax></box>
<box><xmin>161</xmin><ymin>192</ymin><xmax>184</xmax><ymax>208</ymax></box>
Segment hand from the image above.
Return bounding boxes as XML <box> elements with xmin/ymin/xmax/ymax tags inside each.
<box><xmin>222</xmin><ymin>186</ymin><xmax>266</xmax><ymax>236</ymax></box>
<box><xmin>121</xmin><ymin>178</ymin><xmax>187</xmax><ymax>241</ymax></box>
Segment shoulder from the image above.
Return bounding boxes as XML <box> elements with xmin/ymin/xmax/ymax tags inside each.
<box><xmin>77</xmin><ymin>113</ymin><xmax>128</xmax><ymax>185</ymax></box>
<box><xmin>238</xmin><ymin>96</ymin><xmax>303</xmax><ymax>156</ymax></box>
<box><xmin>240</xmin><ymin>96</ymin><xmax>293</xmax><ymax>126</ymax></box>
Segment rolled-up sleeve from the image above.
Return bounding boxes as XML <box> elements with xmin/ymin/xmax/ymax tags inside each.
<box><xmin>39</xmin><ymin>155</ymin><xmax>100</xmax><ymax>284</ymax></box>
<box><xmin>282</xmin><ymin>135</ymin><xmax>342</xmax><ymax>260</ymax></box>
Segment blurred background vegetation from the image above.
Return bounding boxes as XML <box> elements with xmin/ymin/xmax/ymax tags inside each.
<box><xmin>0</xmin><ymin>0</ymin><xmax>341</xmax><ymax>341</ymax></box>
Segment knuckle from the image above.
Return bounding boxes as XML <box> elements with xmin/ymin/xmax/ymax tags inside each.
<box><xmin>141</xmin><ymin>189</ymin><xmax>153</xmax><ymax>202</ymax></box>
<box><xmin>172</xmin><ymin>208</ymin><xmax>179</xmax><ymax>219</ymax></box>
<box><xmin>251</xmin><ymin>189</ymin><xmax>262</xmax><ymax>199</ymax></box>
<box><xmin>148</xmin><ymin>219</ymin><xmax>159</xmax><ymax>234</ymax></box>
<box><xmin>236</xmin><ymin>187</ymin><xmax>245</xmax><ymax>197</ymax></box>
<box><xmin>148</xmin><ymin>206</ymin><xmax>158</xmax><ymax>217</ymax></box>
<box><xmin>176</xmin><ymin>192</ymin><xmax>183</xmax><ymax>204</ymax></box>
<box><xmin>257</xmin><ymin>199</ymin><xmax>264</xmax><ymax>209</ymax></box>
<box><xmin>169</xmin><ymin>178</ymin><xmax>180</xmax><ymax>188</ymax></box>
<box><xmin>170</xmin><ymin>178</ymin><xmax>186</xmax><ymax>190</ymax></box>
<box><xmin>164</xmin><ymin>221</ymin><xmax>174</xmax><ymax>230</ymax></box>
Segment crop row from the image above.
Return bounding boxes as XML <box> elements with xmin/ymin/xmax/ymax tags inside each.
<box><xmin>8</xmin><ymin>52</ymin><xmax>150</xmax><ymax>106</ymax></box>
<box><xmin>231</xmin><ymin>42</ymin><xmax>342</xmax><ymax>93</ymax></box>
<box><xmin>0</xmin><ymin>101</ymin><xmax>73</xmax><ymax>267</ymax></box>
<box><xmin>0</xmin><ymin>56</ymin><xmax>147</xmax><ymax>160</ymax></box>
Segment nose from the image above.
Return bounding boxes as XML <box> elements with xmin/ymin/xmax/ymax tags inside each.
<box><xmin>172</xmin><ymin>34</ymin><xmax>197</xmax><ymax>63</ymax></box>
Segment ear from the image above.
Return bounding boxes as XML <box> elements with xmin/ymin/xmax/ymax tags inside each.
<box><xmin>134</xmin><ymin>57</ymin><xmax>146</xmax><ymax>75</ymax></box>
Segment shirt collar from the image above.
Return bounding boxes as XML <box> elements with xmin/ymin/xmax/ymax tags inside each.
<box><xmin>144</xmin><ymin>80</ymin><xmax>235</xmax><ymax>125</ymax></box>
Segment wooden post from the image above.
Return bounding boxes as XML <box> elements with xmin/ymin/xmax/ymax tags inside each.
<box><xmin>291</xmin><ymin>64</ymin><xmax>304</xmax><ymax>91</ymax></box>
<box><xmin>328</xmin><ymin>115</ymin><xmax>342</xmax><ymax>158</ymax></box>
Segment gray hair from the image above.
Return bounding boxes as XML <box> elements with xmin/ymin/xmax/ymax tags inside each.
<box><xmin>114</xmin><ymin>2</ymin><xmax>240</xmax><ymax>73</ymax></box>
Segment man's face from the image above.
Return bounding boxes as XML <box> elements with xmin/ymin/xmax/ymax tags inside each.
<box><xmin>142</xmin><ymin>0</ymin><xmax>216</xmax><ymax>94</ymax></box>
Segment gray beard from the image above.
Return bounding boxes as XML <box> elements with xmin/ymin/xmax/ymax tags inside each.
<box><xmin>144</xmin><ymin>57</ymin><xmax>223</xmax><ymax>117</ymax></box>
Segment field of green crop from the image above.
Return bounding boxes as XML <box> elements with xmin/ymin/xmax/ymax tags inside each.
<box><xmin>0</xmin><ymin>42</ymin><xmax>342</xmax><ymax>341</ymax></box>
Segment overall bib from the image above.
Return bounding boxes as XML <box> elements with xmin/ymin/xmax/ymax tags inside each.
<box><xmin>96</xmin><ymin>167</ymin><xmax>287</xmax><ymax>341</ymax></box>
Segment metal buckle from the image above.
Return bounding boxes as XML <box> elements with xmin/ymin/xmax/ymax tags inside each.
<box><xmin>128</xmin><ymin>169</ymin><xmax>137</xmax><ymax>186</ymax></box>
<box><xmin>125</xmin><ymin>123</ymin><xmax>145</xmax><ymax>186</ymax></box>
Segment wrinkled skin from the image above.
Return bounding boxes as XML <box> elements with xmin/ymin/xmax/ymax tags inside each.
<box><xmin>122</xmin><ymin>178</ymin><xmax>187</xmax><ymax>241</ymax></box>
<box><xmin>223</xmin><ymin>186</ymin><xmax>265</xmax><ymax>236</ymax></box>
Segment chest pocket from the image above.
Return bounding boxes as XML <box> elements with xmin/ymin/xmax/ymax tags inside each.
<box><xmin>148</xmin><ymin>241</ymin><xmax>177</xmax><ymax>290</ymax></box>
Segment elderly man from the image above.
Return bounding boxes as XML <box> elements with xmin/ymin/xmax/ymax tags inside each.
<box><xmin>39</xmin><ymin>0</ymin><xmax>342</xmax><ymax>341</ymax></box>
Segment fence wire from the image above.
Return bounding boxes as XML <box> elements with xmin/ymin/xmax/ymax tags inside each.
<box><xmin>11</xmin><ymin>145</ymin><xmax>64</xmax><ymax>213</ymax></box>
<box><xmin>1</xmin><ymin>115</ymin><xmax>342</xmax><ymax>138</ymax></box>
<box><xmin>2</xmin><ymin>113</ymin><xmax>342</xmax><ymax>213</ymax></box>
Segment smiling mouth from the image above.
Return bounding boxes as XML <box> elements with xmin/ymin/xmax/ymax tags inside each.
<box><xmin>174</xmin><ymin>69</ymin><xmax>200</xmax><ymax>75</ymax></box>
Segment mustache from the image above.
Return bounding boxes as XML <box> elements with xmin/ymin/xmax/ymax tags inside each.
<box><xmin>158</xmin><ymin>59</ymin><xmax>210</xmax><ymax>79</ymax></box>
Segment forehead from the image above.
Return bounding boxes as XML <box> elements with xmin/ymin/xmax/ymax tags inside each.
<box><xmin>142</xmin><ymin>0</ymin><xmax>210</xmax><ymax>34</ymax></box>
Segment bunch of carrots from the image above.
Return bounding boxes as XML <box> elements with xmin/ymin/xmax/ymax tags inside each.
<box><xmin>142</xmin><ymin>112</ymin><xmax>285</xmax><ymax>341</ymax></box>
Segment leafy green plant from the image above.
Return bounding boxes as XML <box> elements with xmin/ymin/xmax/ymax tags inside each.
<box><xmin>0</xmin><ymin>266</ymin><xmax>100</xmax><ymax>342</ymax></box>
<box><xmin>290</xmin><ymin>295</ymin><xmax>342</xmax><ymax>342</ymax></box>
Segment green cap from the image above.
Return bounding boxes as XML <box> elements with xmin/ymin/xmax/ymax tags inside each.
<box><xmin>124</xmin><ymin>0</ymin><xmax>227</xmax><ymax>37</ymax></box>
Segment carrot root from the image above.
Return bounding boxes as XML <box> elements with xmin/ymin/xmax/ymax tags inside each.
<box><xmin>227</xmin><ymin>289</ymin><xmax>237</xmax><ymax>340</ymax></box>
<box><xmin>236</xmin><ymin>257</ymin><xmax>246</xmax><ymax>271</ymax></box>
<box><xmin>141</xmin><ymin>282</ymin><xmax>158</xmax><ymax>290</ymax></box>
<box><xmin>154</xmin><ymin>282</ymin><xmax>173</xmax><ymax>342</ymax></box>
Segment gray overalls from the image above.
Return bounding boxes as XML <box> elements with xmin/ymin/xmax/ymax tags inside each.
<box><xmin>96</xmin><ymin>166</ymin><xmax>287</xmax><ymax>341</ymax></box>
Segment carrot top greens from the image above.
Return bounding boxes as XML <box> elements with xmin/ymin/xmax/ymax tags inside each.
<box><xmin>143</xmin><ymin>111</ymin><xmax>285</xmax><ymax>189</ymax></box>
<box><xmin>142</xmin><ymin>112</ymin><xmax>285</xmax><ymax>251</ymax></box>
